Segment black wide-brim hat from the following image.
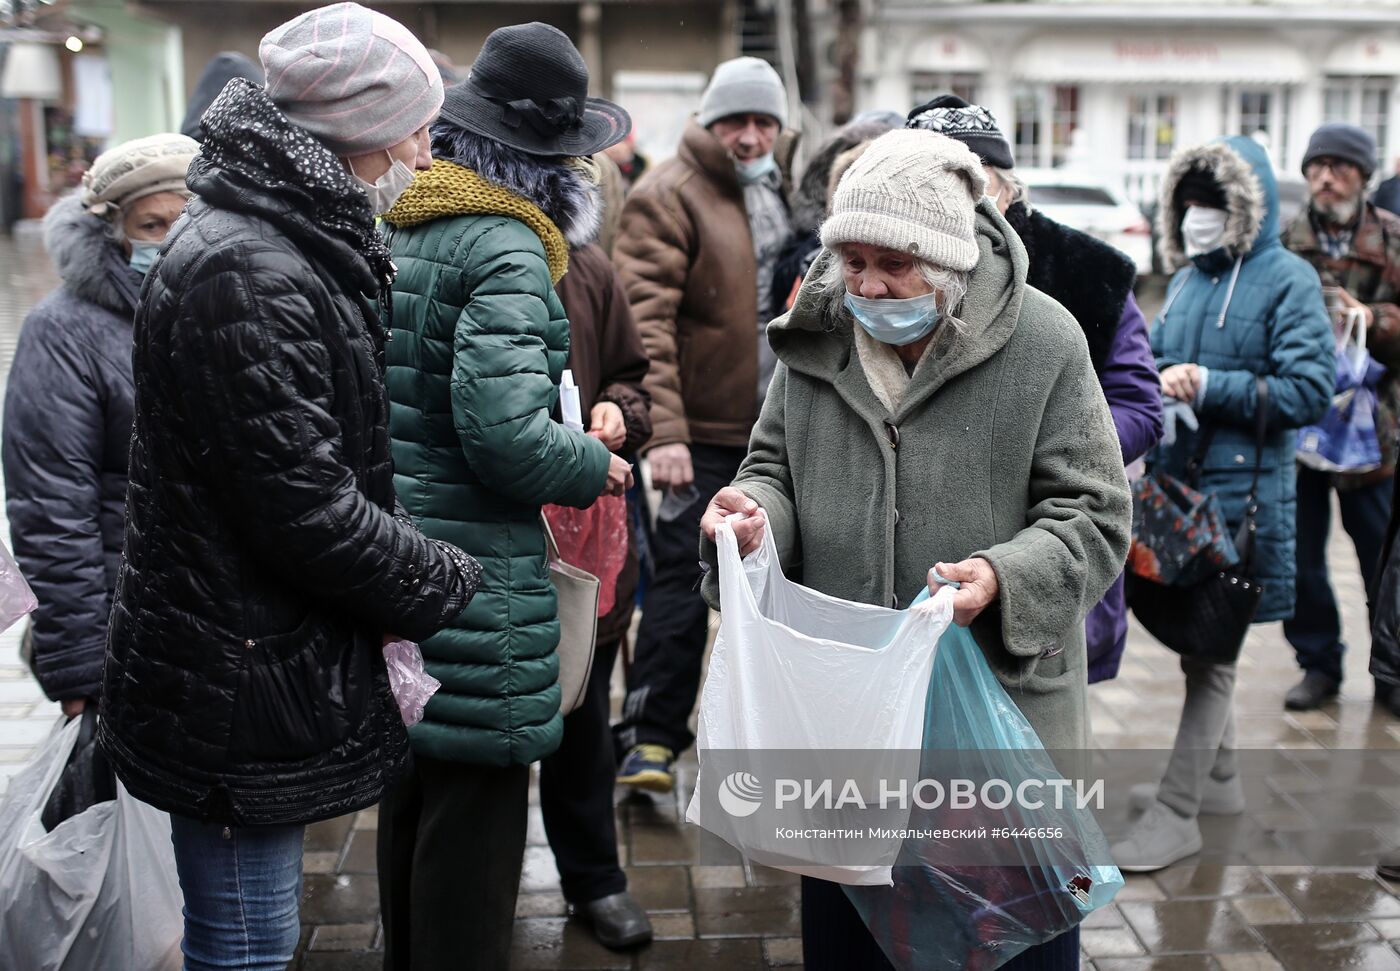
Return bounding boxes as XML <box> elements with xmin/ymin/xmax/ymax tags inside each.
<box><xmin>439</xmin><ymin>22</ymin><xmax>631</xmax><ymax>158</ymax></box>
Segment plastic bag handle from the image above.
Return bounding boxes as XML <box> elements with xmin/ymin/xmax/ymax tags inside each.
<box><xmin>713</xmin><ymin>519</ymin><xmax>763</xmax><ymax>618</ymax></box>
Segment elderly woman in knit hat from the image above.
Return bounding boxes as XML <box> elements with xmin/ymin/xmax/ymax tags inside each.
<box><xmin>2</xmin><ymin>133</ymin><xmax>196</xmax><ymax>723</ymax></box>
<box><xmin>99</xmin><ymin>4</ymin><xmax>481</xmax><ymax>967</ymax></box>
<box><xmin>697</xmin><ymin>128</ymin><xmax>1131</xmax><ymax>969</ymax></box>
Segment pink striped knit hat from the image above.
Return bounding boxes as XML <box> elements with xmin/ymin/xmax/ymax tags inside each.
<box><xmin>260</xmin><ymin>2</ymin><xmax>443</xmax><ymax>157</ymax></box>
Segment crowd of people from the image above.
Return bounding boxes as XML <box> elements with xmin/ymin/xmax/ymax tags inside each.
<box><xmin>3</xmin><ymin>1</ymin><xmax>1399</xmax><ymax>967</ymax></box>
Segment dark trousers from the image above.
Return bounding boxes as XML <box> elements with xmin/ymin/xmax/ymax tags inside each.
<box><xmin>540</xmin><ymin>637</ymin><xmax>627</xmax><ymax>905</ymax></box>
<box><xmin>800</xmin><ymin>876</ymin><xmax>1081</xmax><ymax>970</ymax></box>
<box><xmin>615</xmin><ymin>443</ymin><xmax>747</xmax><ymax>755</ymax></box>
<box><xmin>1285</xmin><ymin>467</ymin><xmax>1393</xmax><ymax>684</ymax></box>
<box><xmin>377</xmin><ymin>755</ymin><xmax>529</xmax><ymax>971</ymax></box>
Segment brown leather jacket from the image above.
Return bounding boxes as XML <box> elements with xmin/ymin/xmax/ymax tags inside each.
<box><xmin>613</xmin><ymin>120</ymin><xmax>762</xmax><ymax>450</ymax></box>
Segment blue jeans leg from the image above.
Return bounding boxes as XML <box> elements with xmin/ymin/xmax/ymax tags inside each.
<box><xmin>168</xmin><ymin>814</ymin><xmax>305</xmax><ymax>971</ymax></box>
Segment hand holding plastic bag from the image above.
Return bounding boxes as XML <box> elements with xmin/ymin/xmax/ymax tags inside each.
<box><xmin>383</xmin><ymin>640</ymin><xmax>440</xmax><ymax>727</ymax></box>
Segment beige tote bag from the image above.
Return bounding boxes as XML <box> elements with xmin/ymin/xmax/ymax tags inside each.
<box><xmin>541</xmin><ymin>514</ymin><xmax>600</xmax><ymax>715</ymax></box>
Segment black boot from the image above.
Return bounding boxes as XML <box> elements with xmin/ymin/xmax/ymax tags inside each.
<box><xmin>573</xmin><ymin>892</ymin><xmax>653</xmax><ymax>949</ymax></box>
<box><xmin>1377</xmin><ymin>680</ymin><xmax>1400</xmax><ymax>718</ymax></box>
<box><xmin>1284</xmin><ymin>671</ymin><xmax>1340</xmax><ymax>711</ymax></box>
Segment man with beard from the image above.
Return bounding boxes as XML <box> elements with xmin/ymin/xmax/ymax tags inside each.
<box><xmin>1282</xmin><ymin>123</ymin><xmax>1400</xmax><ymax>714</ymax></box>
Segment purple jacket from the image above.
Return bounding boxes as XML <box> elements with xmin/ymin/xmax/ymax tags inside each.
<box><xmin>1002</xmin><ymin>203</ymin><xmax>1164</xmax><ymax>682</ymax></box>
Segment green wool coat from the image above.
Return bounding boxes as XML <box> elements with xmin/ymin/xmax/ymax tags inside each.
<box><xmin>701</xmin><ymin>201</ymin><xmax>1132</xmax><ymax>753</ymax></box>
<box><xmin>384</xmin><ymin>212</ymin><xmax>611</xmax><ymax>766</ymax></box>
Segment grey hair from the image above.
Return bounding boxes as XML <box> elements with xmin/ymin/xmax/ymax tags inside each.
<box><xmin>812</xmin><ymin>248</ymin><xmax>970</xmax><ymax>331</ymax></box>
<box><xmin>988</xmin><ymin>166</ymin><xmax>1031</xmax><ymax>211</ymax></box>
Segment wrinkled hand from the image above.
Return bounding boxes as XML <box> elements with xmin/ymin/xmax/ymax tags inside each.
<box><xmin>647</xmin><ymin>443</ymin><xmax>694</xmax><ymax>490</ymax></box>
<box><xmin>1160</xmin><ymin>363</ymin><xmax>1202</xmax><ymax>402</ymax></box>
<box><xmin>588</xmin><ymin>402</ymin><xmax>627</xmax><ymax>451</ymax></box>
<box><xmin>61</xmin><ymin>698</ymin><xmax>87</xmax><ymax>718</ymax></box>
<box><xmin>700</xmin><ymin>487</ymin><xmax>766</xmax><ymax>556</ymax></box>
<box><xmin>929</xmin><ymin>559</ymin><xmax>1000</xmax><ymax>627</ymax></box>
<box><xmin>1336</xmin><ymin>287</ymin><xmax>1376</xmax><ymax>330</ymax></box>
<box><xmin>603</xmin><ymin>454</ymin><xmax>634</xmax><ymax>497</ymax></box>
<box><xmin>382</xmin><ymin>634</ymin><xmax>404</xmax><ymax>647</ymax></box>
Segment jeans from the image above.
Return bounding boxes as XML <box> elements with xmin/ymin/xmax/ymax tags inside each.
<box><xmin>541</xmin><ymin>637</ymin><xmax>628</xmax><ymax>904</ymax></box>
<box><xmin>377</xmin><ymin>755</ymin><xmax>529</xmax><ymax>971</ymax></box>
<box><xmin>799</xmin><ymin>876</ymin><xmax>1081</xmax><ymax>970</ymax></box>
<box><xmin>168</xmin><ymin>814</ymin><xmax>305</xmax><ymax>971</ymax></box>
<box><xmin>1285</xmin><ymin>468</ymin><xmax>1392</xmax><ymax>684</ymax></box>
<box><xmin>615</xmin><ymin>443</ymin><xmax>747</xmax><ymax>755</ymax></box>
<box><xmin>1157</xmin><ymin>658</ymin><xmax>1237</xmax><ymax>819</ymax></box>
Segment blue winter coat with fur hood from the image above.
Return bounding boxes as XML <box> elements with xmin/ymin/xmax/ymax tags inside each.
<box><xmin>1150</xmin><ymin>135</ymin><xmax>1333</xmax><ymax>621</ymax></box>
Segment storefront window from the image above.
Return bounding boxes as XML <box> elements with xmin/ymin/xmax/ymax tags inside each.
<box><xmin>910</xmin><ymin>73</ymin><xmax>980</xmax><ymax>107</ymax></box>
<box><xmin>1127</xmin><ymin>93</ymin><xmax>1178</xmax><ymax>161</ymax></box>
<box><xmin>1238</xmin><ymin>90</ymin><xmax>1272</xmax><ymax>139</ymax></box>
<box><xmin>1221</xmin><ymin>86</ymin><xmax>1293</xmax><ymax>168</ymax></box>
<box><xmin>1324</xmin><ymin>76</ymin><xmax>1392</xmax><ymax>160</ymax></box>
<box><xmin>1014</xmin><ymin>84</ymin><xmax>1079</xmax><ymax>167</ymax></box>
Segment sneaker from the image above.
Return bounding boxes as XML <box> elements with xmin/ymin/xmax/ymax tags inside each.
<box><xmin>1110</xmin><ymin>801</ymin><xmax>1203</xmax><ymax>873</ymax></box>
<box><xmin>1284</xmin><ymin>671</ymin><xmax>1340</xmax><ymax>711</ymax></box>
<box><xmin>1127</xmin><ymin>776</ymin><xmax>1245</xmax><ymax>816</ymax></box>
<box><xmin>617</xmin><ymin>744</ymin><xmax>674</xmax><ymax>793</ymax></box>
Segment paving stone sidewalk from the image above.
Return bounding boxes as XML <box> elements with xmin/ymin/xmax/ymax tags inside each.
<box><xmin>5</xmin><ymin>230</ymin><xmax>1400</xmax><ymax>970</ymax></box>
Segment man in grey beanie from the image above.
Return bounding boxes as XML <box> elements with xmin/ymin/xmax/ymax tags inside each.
<box><xmin>611</xmin><ymin>56</ymin><xmax>793</xmax><ymax>792</ymax></box>
<box><xmin>1282</xmin><ymin>122</ymin><xmax>1400</xmax><ymax>714</ymax></box>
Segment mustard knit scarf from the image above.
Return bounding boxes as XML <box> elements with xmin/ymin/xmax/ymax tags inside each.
<box><xmin>384</xmin><ymin>159</ymin><xmax>569</xmax><ymax>284</ymax></box>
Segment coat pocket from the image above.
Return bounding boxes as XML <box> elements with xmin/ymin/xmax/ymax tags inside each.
<box><xmin>227</xmin><ymin>615</ymin><xmax>371</xmax><ymax>763</ymax></box>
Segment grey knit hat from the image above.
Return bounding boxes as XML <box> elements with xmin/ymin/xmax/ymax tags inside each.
<box><xmin>1302</xmin><ymin>122</ymin><xmax>1378</xmax><ymax>178</ymax></box>
<box><xmin>260</xmin><ymin>2</ymin><xmax>444</xmax><ymax>157</ymax></box>
<box><xmin>697</xmin><ymin>57</ymin><xmax>787</xmax><ymax>129</ymax></box>
<box><xmin>821</xmin><ymin>129</ymin><xmax>986</xmax><ymax>272</ymax></box>
<box><xmin>80</xmin><ymin>133</ymin><xmax>199</xmax><ymax>217</ymax></box>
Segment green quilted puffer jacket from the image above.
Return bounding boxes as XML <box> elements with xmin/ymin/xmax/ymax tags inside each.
<box><xmin>382</xmin><ymin>160</ymin><xmax>611</xmax><ymax>765</ymax></box>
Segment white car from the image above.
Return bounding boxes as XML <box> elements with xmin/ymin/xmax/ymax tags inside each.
<box><xmin>1019</xmin><ymin>169</ymin><xmax>1154</xmax><ymax>277</ymax></box>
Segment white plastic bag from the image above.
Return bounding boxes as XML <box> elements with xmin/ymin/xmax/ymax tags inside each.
<box><xmin>0</xmin><ymin>536</ymin><xmax>37</xmax><ymax>633</ymax></box>
<box><xmin>0</xmin><ymin>717</ymin><xmax>183</xmax><ymax>971</ymax></box>
<box><xmin>384</xmin><ymin>640</ymin><xmax>441</xmax><ymax>727</ymax></box>
<box><xmin>685</xmin><ymin>518</ymin><xmax>955</xmax><ymax>886</ymax></box>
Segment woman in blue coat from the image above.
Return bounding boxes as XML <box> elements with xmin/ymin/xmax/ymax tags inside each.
<box><xmin>1112</xmin><ymin>135</ymin><xmax>1333</xmax><ymax>871</ymax></box>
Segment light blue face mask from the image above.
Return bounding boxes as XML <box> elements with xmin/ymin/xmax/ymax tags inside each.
<box><xmin>128</xmin><ymin>240</ymin><xmax>162</xmax><ymax>276</ymax></box>
<box><xmin>735</xmin><ymin>153</ymin><xmax>778</xmax><ymax>185</ymax></box>
<box><xmin>844</xmin><ymin>290</ymin><xmax>942</xmax><ymax>345</ymax></box>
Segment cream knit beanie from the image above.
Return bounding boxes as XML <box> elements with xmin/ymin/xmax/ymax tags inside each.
<box><xmin>820</xmin><ymin>129</ymin><xmax>986</xmax><ymax>272</ymax></box>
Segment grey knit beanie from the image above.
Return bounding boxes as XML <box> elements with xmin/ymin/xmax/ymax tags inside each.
<box><xmin>697</xmin><ymin>57</ymin><xmax>787</xmax><ymax>129</ymax></box>
<box><xmin>1302</xmin><ymin>122</ymin><xmax>1378</xmax><ymax>178</ymax></box>
<box><xmin>821</xmin><ymin>129</ymin><xmax>986</xmax><ymax>272</ymax></box>
<box><xmin>260</xmin><ymin>2</ymin><xmax>444</xmax><ymax>157</ymax></box>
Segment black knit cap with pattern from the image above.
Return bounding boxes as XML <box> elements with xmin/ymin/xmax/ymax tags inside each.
<box><xmin>1174</xmin><ymin>164</ymin><xmax>1228</xmax><ymax>211</ymax></box>
<box><xmin>905</xmin><ymin>94</ymin><xmax>1014</xmax><ymax>170</ymax></box>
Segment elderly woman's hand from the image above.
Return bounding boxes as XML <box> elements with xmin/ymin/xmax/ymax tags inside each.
<box><xmin>700</xmin><ymin>487</ymin><xmax>765</xmax><ymax>555</ymax></box>
<box><xmin>929</xmin><ymin>558</ymin><xmax>1000</xmax><ymax>627</ymax></box>
<box><xmin>1160</xmin><ymin>363</ymin><xmax>1202</xmax><ymax>402</ymax></box>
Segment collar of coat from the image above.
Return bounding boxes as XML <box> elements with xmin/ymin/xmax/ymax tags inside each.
<box><xmin>384</xmin><ymin>159</ymin><xmax>570</xmax><ymax>284</ymax></box>
<box><xmin>768</xmin><ymin>199</ymin><xmax>1028</xmax><ymax>423</ymax></box>
<box><xmin>42</xmin><ymin>192</ymin><xmax>144</xmax><ymax>317</ymax></box>
<box><xmin>1284</xmin><ymin>200</ymin><xmax>1400</xmax><ymax>272</ymax></box>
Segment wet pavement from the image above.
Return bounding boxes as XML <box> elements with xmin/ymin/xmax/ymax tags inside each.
<box><xmin>2</xmin><ymin>228</ymin><xmax>1400</xmax><ymax>969</ymax></box>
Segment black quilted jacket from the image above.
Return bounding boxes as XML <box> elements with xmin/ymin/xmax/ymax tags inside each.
<box><xmin>99</xmin><ymin>79</ymin><xmax>479</xmax><ymax>826</ymax></box>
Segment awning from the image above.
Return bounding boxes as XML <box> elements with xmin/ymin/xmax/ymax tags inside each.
<box><xmin>904</xmin><ymin>32</ymin><xmax>989</xmax><ymax>74</ymax></box>
<box><xmin>1325</xmin><ymin>37</ymin><xmax>1400</xmax><ymax>77</ymax></box>
<box><xmin>1013</xmin><ymin>34</ymin><xmax>1310</xmax><ymax>85</ymax></box>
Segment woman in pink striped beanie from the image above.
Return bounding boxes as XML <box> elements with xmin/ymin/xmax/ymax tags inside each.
<box><xmin>102</xmin><ymin>5</ymin><xmax>481</xmax><ymax>970</ymax></box>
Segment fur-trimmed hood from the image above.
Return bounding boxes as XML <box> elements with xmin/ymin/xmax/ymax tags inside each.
<box><xmin>41</xmin><ymin>193</ymin><xmax>143</xmax><ymax>317</ymax></box>
<box><xmin>428</xmin><ymin>124</ymin><xmax>602</xmax><ymax>248</ymax></box>
<box><xmin>1156</xmin><ymin>135</ymin><xmax>1275</xmax><ymax>271</ymax></box>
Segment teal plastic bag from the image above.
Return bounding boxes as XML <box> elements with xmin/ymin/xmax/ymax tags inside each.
<box><xmin>845</xmin><ymin>604</ymin><xmax>1123</xmax><ymax>970</ymax></box>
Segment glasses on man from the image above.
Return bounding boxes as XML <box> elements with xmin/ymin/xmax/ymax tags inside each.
<box><xmin>1305</xmin><ymin>157</ymin><xmax>1361</xmax><ymax>178</ymax></box>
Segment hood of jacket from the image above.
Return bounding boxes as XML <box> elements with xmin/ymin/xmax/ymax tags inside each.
<box><xmin>427</xmin><ymin>124</ymin><xmax>601</xmax><ymax>249</ymax></box>
<box><xmin>1156</xmin><ymin>135</ymin><xmax>1274</xmax><ymax>271</ymax></box>
<box><xmin>187</xmin><ymin>78</ymin><xmax>390</xmax><ymax>296</ymax></box>
<box><xmin>180</xmin><ymin>52</ymin><xmax>263</xmax><ymax>140</ymax></box>
<box><xmin>770</xmin><ymin>197</ymin><xmax>1028</xmax><ymax>421</ymax></box>
<box><xmin>1003</xmin><ymin>201</ymin><xmax>1135</xmax><ymax>373</ymax></box>
<box><xmin>790</xmin><ymin>118</ymin><xmax>899</xmax><ymax>234</ymax></box>
<box><xmin>42</xmin><ymin>193</ymin><xmax>143</xmax><ymax>317</ymax></box>
<box><xmin>677</xmin><ymin>118</ymin><xmax>747</xmax><ymax>200</ymax></box>
<box><xmin>383</xmin><ymin>159</ymin><xmax>570</xmax><ymax>284</ymax></box>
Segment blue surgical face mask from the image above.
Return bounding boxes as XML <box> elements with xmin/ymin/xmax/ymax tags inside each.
<box><xmin>844</xmin><ymin>290</ymin><xmax>942</xmax><ymax>345</ymax></box>
<box><xmin>735</xmin><ymin>153</ymin><xmax>777</xmax><ymax>185</ymax></box>
<box><xmin>128</xmin><ymin>240</ymin><xmax>162</xmax><ymax>276</ymax></box>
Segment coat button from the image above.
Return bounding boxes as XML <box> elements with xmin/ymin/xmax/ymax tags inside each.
<box><xmin>884</xmin><ymin>422</ymin><xmax>900</xmax><ymax>450</ymax></box>
<box><xmin>890</xmin><ymin>593</ymin><xmax>900</xmax><ymax>608</ymax></box>
<box><xmin>243</xmin><ymin>639</ymin><xmax>255</xmax><ymax>648</ymax></box>
<box><xmin>1234</xmin><ymin>454</ymin><xmax>1245</xmax><ymax>464</ymax></box>
<box><xmin>893</xmin><ymin>508</ymin><xmax>901</xmax><ymax>526</ymax></box>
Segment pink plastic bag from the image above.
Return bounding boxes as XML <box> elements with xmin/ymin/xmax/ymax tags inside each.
<box><xmin>541</xmin><ymin>495</ymin><xmax>628</xmax><ymax>616</ymax></box>
<box><xmin>382</xmin><ymin>640</ymin><xmax>440</xmax><ymax>727</ymax></box>
<box><xmin>0</xmin><ymin>539</ymin><xmax>36</xmax><ymax>634</ymax></box>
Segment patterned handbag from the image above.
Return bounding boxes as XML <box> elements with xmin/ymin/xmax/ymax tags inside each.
<box><xmin>1297</xmin><ymin>308</ymin><xmax>1385</xmax><ymax>473</ymax></box>
<box><xmin>1126</xmin><ymin>379</ymin><xmax>1269</xmax><ymax>664</ymax></box>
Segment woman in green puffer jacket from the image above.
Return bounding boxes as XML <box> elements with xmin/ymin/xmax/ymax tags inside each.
<box><xmin>375</xmin><ymin>23</ymin><xmax>635</xmax><ymax>970</ymax></box>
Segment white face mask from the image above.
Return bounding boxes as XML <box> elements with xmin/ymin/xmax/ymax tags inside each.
<box><xmin>1181</xmin><ymin>205</ymin><xmax>1229</xmax><ymax>258</ymax></box>
<box><xmin>352</xmin><ymin>151</ymin><xmax>416</xmax><ymax>215</ymax></box>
